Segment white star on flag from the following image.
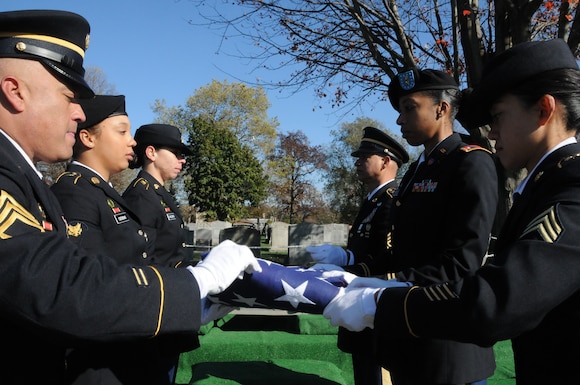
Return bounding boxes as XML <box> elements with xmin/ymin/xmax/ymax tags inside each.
<box><xmin>275</xmin><ymin>280</ymin><xmax>316</xmax><ymax>308</ymax></box>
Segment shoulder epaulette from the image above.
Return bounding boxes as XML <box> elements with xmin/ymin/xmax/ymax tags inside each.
<box><xmin>459</xmin><ymin>144</ymin><xmax>492</xmax><ymax>155</ymax></box>
<box><xmin>130</xmin><ymin>177</ymin><xmax>150</xmax><ymax>190</ymax></box>
<box><xmin>54</xmin><ymin>171</ymin><xmax>82</xmax><ymax>184</ymax></box>
<box><xmin>557</xmin><ymin>152</ymin><xmax>580</xmax><ymax>169</ymax></box>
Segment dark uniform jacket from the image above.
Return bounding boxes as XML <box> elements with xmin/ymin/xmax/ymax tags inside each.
<box><xmin>377</xmin><ymin>142</ymin><xmax>580</xmax><ymax>385</ymax></box>
<box><xmin>51</xmin><ymin>163</ymin><xmax>151</xmax><ymax>265</ymax></box>
<box><xmin>123</xmin><ymin>170</ymin><xmax>190</xmax><ymax>267</ymax></box>
<box><xmin>338</xmin><ymin>180</ymin><xmax>398</xmax><ymax>357</ymax></box>
<box><xmin>343</xmin><ymin>180</ymin><xmax>398</xmax><ymax>277</ymax></box>
<box><xmin>0</xmin><ymin>132</ymin><xmax>201</xmax><ymax>385</ymax></box>
<box><xmin>51</xmin><ymin>164</ymin><xmax>199</xmax><ymax>385</ymax></box>
<box><xmin>379</xmin><ymin>133</ymin><xmax>497</xmax><ymax>383</ymax></box>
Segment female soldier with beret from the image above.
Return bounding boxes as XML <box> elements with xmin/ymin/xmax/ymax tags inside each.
<box><xmin>51</xmin><ymin>95</ymin><xmax>199</xmax><ymax>385</ymax></box>
<box><xmin>378</xmin><ymin>69</ymin><xmax>498</xmax><ymax>385</ymax></box>
<box><xmin>324</xmin><ymin>38</ymin><xmax>580</xmax><ymax>385</ymax></box>
<box><xmin>123</xmin><ymin>123</ymin><xmax>193</xmax><ymax>269</ymax></box>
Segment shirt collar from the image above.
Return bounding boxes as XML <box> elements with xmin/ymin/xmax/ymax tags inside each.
<box><xmin>368</xmin><ymin>179</ymin><xmax>395</xmax><ymax>200</ymax></box>
<box><xmin>515</xmin><ymin>137</ymin><xmax>577</xmax><ymax>195</ymax></box>
<box><xmin>0</xmin><ymin>128</ymin><xmax>43</xmax><ymax>179</ymax></box>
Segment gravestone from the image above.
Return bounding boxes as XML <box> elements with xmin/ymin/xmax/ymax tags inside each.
<box><xmin>270</xmin><ymin>222</ymin><xmax>289</xmax><ymax>253</ymax></box>
<box><xmin>182</xmin><ymin>228</ymin><xmax>195</xmax><ymax>261</ymax></box>
<box><xmin>287</xmin><ymin>223</ymin><xmax>324</xmax><ymax>266</ymax></box>
<box><xmin>323</xmin><ymin>224</ymin><xmax>349</xmax><ymax>245</ymax></box>
<box><xmin>219</xmin><ymin>226</ymin><xmax>261</xmax><ymax>258</ymax></box>
<box><xmin>194</xmin><ymin>228</ymin><xmax>213</xmax><ymax>252</ymax></box>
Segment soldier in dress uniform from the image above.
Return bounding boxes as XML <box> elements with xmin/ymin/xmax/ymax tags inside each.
<box><xmin>51</xmin><ymin>95</ymin><xmax>200</xmax><ymax>385</ymax></box>
<box><xmin>123</xmin><ymin>123</ymin><xmax>194</xmax><ymax>268</ymax></box>
<box><xmin>0</xmin><ymin>10</ymin><xmax>260</xmax><ymax>385</ymax></box>
<box><xmin>308</xmin><ymin>126</ymin><xmax>409</xmax><ymax>385</ymax></box>
<box><xmin>376</xmin><ymin>68</ymin><xmax>498</xmax><ymax>385</ymax></box>
<box><xmin>324</xmin><ymin>39</ymin><xmax>580</xmax><ymax>385</ymax></box>
<box><xmin>51</xmin><ymin>95</ymin><xmax>149</xmax><ymax>265</ymax></box>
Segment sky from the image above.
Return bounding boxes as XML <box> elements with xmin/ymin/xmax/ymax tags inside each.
<box><xmin>6</xmin><ymin>0</ymin><xmax>401</xmax><ymax>148</ymax></box>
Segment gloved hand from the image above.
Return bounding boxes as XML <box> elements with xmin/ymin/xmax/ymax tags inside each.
<box><xmin>200</xmin><ymin>297</ymin><xmax>237</xmax><ymax>325</ymax></box>
<box><xmin>310</xmin><ymin>263</ymin><xmax>345</xmax><ymax>272</ymax></box>
<box><xmin>188</xmin><ymin>240</ymin><xmax>262</xmax><ymax>297</ymax></box>
<box><xmin>319</xmin><ymin>268</ymin><xmax>357</xmax><ymax>285</ymax></box>
<box><xmin>306</xmin><ymin>244</ymin><xmax>353</xmax><ymax>265</ymax></box>
<box><xmin>323</xmin><ymin>287</ymin><xmax>379</xmax><ymax>331</ymax></box>
<box><xmin>349</xmin><ymin>277</ymin><xmax>412</xmax><ymax>289</ymax></box>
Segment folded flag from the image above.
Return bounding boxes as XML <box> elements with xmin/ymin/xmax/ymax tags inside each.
<box><xmin>209</xmin><ymin>259</ymin><xmax>348</xmax><ymax>314</ymax></box>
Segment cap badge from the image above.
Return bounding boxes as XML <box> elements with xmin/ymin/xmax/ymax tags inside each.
<box><xmin>398</xmin><ymin>69</ymin><xmax>416</xmax><ymax>91</ymax></box>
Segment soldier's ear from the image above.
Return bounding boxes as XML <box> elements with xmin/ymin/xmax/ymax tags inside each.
<box><xmin>537</xmin><ymin>94</ymin><xmax>556</xmax><ymax>126</ymax></box>
<box><xmin>77</xmin><ymin>129</ymin><xmax>95</xmax><ymax>149</ymax></box>
<box><xmin>0</xmin><ymin>75</ymin><xmax>25</xmax><ymax>112</ymax></box>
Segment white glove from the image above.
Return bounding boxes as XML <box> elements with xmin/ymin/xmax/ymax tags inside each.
<box><xmin>188</xmin><ymin>240</ymin><xmax>262</xmax><ymax>297</ymax></box>
<box><xmin>348</xmin><ymin>277</ymin><xmax>412</xmax><ymax>289</ymax></box>
<box><xmin>310</xmin><ymin>263</ymin><xmax>345</xmax><ymax>272</ymax></box>
<box><xmin>323</xmin><ymin>287</ymin><xmax>378</xmax><ymax>331</ymax></box>
<box><xmin>319</xmin><ymin>268</ymin><xmax>357</xmax><ymax>285</ymax></box>
<box><xmin>306</xmin><ymin>244</ymin><xmax>353</xmax><ymax>265</ymax></box>
<box><xmin>200</xmin><ymin>297</ymin><xmax>237</xmax><ymax>325</ymax></box>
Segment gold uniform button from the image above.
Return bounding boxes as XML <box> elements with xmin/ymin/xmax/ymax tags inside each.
<box><xmin>142</xmin><ymin>252</ymin><xmax>148</xmax><ymax>259</ymax></box>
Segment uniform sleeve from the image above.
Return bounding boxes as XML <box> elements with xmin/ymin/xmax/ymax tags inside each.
<box><xmin>376</xmin><ymin>183</ymin><xmax>580</xmax><ymax>347</ymax></box>
<box><xmin>0</xmin><ymin>174</ymin><xmax>202</xmax><ymax>343</ymax></box>
<box><xmin>397</xmin><ymin>151</ymin><xmax>498</xmax><ymax>284</ymax></box>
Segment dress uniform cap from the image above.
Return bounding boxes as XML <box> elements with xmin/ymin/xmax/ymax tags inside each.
<box><xmin>468</xmin><ymin>39</ymin><xmax>579</xmax><ymax>125</ymax></box>
<box><xmin>388</xmin><ymin>68</ymin><xmax>458</xmax><ymax>111</ymax></box>
<box><xmin>0</xmin><ymin>10</ymin><xmax>93</xmax><ymax>98</ymax></box>
<box><xmin>351</xmin><ymin>126</ymin><xmax>409</xmax><ymax>165</ymax></box>
<box><xmin>134</xmin><ymin>124</ymin><xmax>193</xmax><ymax>156</ymax></box>
<box><xmin>78</xmin><ymin>95</ymin><xmax>127</xmax><ymax>129</ymax></box>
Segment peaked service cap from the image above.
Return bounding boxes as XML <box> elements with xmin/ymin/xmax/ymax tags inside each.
<box><xmin>0</xmin><ymin>9</ymin><xmax>93</xmax><ymax>98</ymax></box>
<box><xmin>351</xmin><ymin>126</ymin><xmax>409</xmax><ymax>165</ymax></box>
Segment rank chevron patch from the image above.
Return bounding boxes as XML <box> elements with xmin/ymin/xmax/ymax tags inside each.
<box><xmin>0</xmin><ymin>190</ymin><xmax>44</xmax><ymax>239</ymax></box>
<box><xmin>520</xmin><ymin>205</ymin><xmax>562</xmax><ymax>243</ymax></box>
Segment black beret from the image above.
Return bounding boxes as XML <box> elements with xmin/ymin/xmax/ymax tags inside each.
<box><xmin>470</xmin><ymin>39</ymin><xmax>579</xmax><ymax>125</ymax></box>
<box><xmin>78</xmin><ymin>95</ymin><xmax>127</xmax><ymax>129</ymax></box>
<box><xmin>388</xmin><ymin>68</ymin><xmax>459</xmax><ymax>111</ymax></box>
<box><xmin>351</xmin><ymin>126</ymin><xmax>409</xmax><ymax>165</ymax></box>
<box><xmin>134</xmin><ymin>124</ymin><xmax>193</xmax><ymax>156</ymax></box>
<box><xmin>0</xmin><ymin>10</ymin><xmax>93</xmax><ymax>98</ymax></box>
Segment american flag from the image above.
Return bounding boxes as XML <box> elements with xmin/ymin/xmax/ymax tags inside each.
<box><xmin>209</xmin><ymin>259</ymin><xmax>348</xmax><ymax>314</ymax></box>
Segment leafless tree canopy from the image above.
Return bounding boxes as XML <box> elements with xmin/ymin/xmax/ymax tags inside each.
<box><xmin>189</xmin><ymin>0</ymin><xmax>578</xmax><ymax>112</ymax></box>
